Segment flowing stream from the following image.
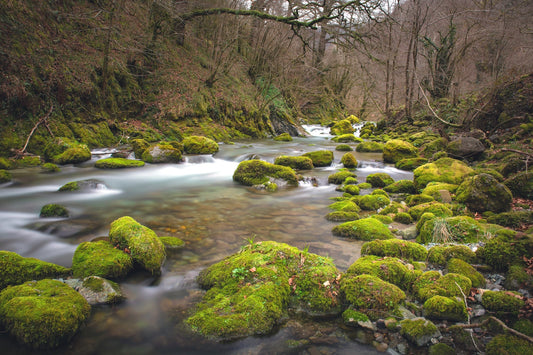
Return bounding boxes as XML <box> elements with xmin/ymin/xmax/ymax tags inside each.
<box><xmin>0</xmin><ymin>125</ymin><xmax>413</xmax><ymax>354</ymax></box>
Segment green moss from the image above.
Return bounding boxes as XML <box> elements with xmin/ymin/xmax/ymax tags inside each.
<box><xmin>0</xmin><ymin>279</ymin><xmax>90</xmax><ymax>349</ymax></box>
<box><xmin>476</xmin><ymin>232</ymin><xmax>530</xmax><ymax>271</ymax></box>
<box><xmin>447</xmin><ymin>258</ymin><xmax>485</xmax><ymax>287</ymax></box>
<box><xmin>332</xmin><ymin>134</ymin><xmax>360</xmax><ymax>143</ymax></box>
<box><xmin>383</xmin><ymin>139</ymin><xmax>419</xmax><ymax>164</ymax></box>
<box><xmin>384</xmin><ymin>180</ymin><xmax>417</xmax><ymax>194</ymax></box>
<box><xmin>358</xmin><ymin>182</ymin><xmax>372</xmax><ymax>189</ymax></box>
<box><xmin>330</xmin><ymin>119</ymin><xmax>354</xmax><ymax>135</ymax></box>
<box><xmin>342</xmin><ymin>184</ymin><xmax>360</xmax><ymax>195</ymax></box>
<box><xmin>371</xmin><ymin>214</ymin><xmax>393</xmax><ymax>224</ymax></box>
<box><xmin>422</xmin><ymin>182</ymin><xmax>458</xmax><ymax>201</ymax></box>
<box><xmin>417</xmin><ymin>216</ymin><xmax>488</xmax><ymax>244</ymax></box>
<box><xmin>274</xmin><ymin>155</ymin><xmax>313</xmax><ymax>170</ymax></box>
<box><xmin>335</xmin><ymin>144</ymin><xmax>353</xmax><ymax>151</ymax></box>
<box><xmin>423</xmin><ymin>295</ymin><xmax>468</xmax><ymax>322</ymax></box>
<box><xmin>41</xmin><ymin>163</ymin><xmax>60</xmax><ymax>173</ymax></box>
<box><xmin>325</xmin><ymin>211</ymin><xmax>360</xmax><ymax>222</ymax></box>
<box><xmin>428</xmin><ymin>343</ymin><xmax>455</xmax><ymax>355</ymax></box>
<box><xmin>95</xmin><ymin>158</ymin><xmax>145</xmax><ymax>169</ymax></box>
<box><xmin>0</xmin><ymin>251</ymin><xmax>71</xmax><ymax>290</ymax></box>
<box><xmin>341</xmin><ymin>274</ymin><xmax>405</xmax><ymax>314</ymax></box>
<box><xmin>183</xmin><ymin>136</ymin><xmax>219</xmax><ymax>154</ymax></box>
<box><xmin>43</xmin><ymin>138</ymin><xmax>92</xmax><ymax>165</ymax></box>
<box><xmin>345</xmin><ymin>255</ymin><xmax>415</xmax><ymax>289</ymax></box>
<box><xmin>505</xmin><ymin>171</ymin><xmax>533</xmax><ymax>199</ymax></box>
<box><xmin>341</xmin><ymin>152</ymin><xmax>358</xmax><ymax>168</ymax></box>
<box><xmin>342</xmin><ymin>308</ymin><xmax>370</xmax><ymax>325</ymax></box>
<box><xmin>394</xmin><ymin>212</ymin><xmax>413</xmax><ymax>224</ymax></box>
<box><xmin>482</xmin><ymin>290</ymin><xmax>524</xmax><ymax>316</ymax></box>
<box><xmin>109</xmin><ymin>216</ymin><xmax>166</xmax><ymax>274</ymax></box>
<box><xmin>333</xmin><ymin>217</ymin><xmax>394</xmax><ymax>241</ymax></box>
<box><xmin>159</xmin><ymin>236</ymin><xmax>185</xmax><ymax>250</ymax></box>
<box><xmin>486</xmin><ymin>211</ymin><xmax>533</xmax><ymax>228</ymax></box>
<box><xmin>72</xmin><ymin>240</ymin><xmax>133</xmax><ymax>279</ymax></box>
<box><xmin>485</xmin><ymin>334</ymin><xmax>531</xmax><ymax>355</ymax></box>
<box><xmin>361</xmin><ymin>239</ymin><xmax>427</xmax><ymax>261</ymax></box>
<box><xmin>82</xmin><ymin>275</ymin><xmax>105</xmax><ymax>292</ymax></box>
<box><xmin>357</xmin><ymin>194</ymin><xmax>391</xmax><ymax>211</ymax></box>
<box><xmin>427</xmin><ymin>245</ymin><xmax>476</xmax><ymax>265</ymax></box>
<box><xmin>366</xmin><ymin>173</ymin><xmax>394</xmax><ymax>188</ymax></box>
<box><xmin>456</xmin><ymin>174</ymin><xmax>513</xmax><ymax>213</ymax></box>
<box><xmin>302</xmin><ymin>150</ymin><xmax>334</xmax><ymax>167</ymax></box>
<box><xmin>395</xmin><ymin>157</ymin><xmax>429</xmax><ymax>171</ymax></box>
<box><xmin>409</xmin><ymin>202</ymin><xmax>453</xmax><ymax>221</ymax></box>
<box><xmin>512</xmin><ymin>319</ymin><xmax>533</xmax><ymax>337</ymax></box>
<box><xmin>328</xmin><ymin>199</ymin><xmax>361</xmax><ymax>213</ymax></box>
<box><xmin>400</xmin><ymin>318</ymin><xmax>439</xmax><ymax>347</ymax></box>
<box><xmin>413</xmin><ymin>271</ymin><xmax>472</xmax><ymax>302</ymax></box>
<box><xmin>328</xmin><ymin>169</ymin><xmax>357</xmax><ymax>184</ymax></box>
<box><xmin>421</xmin><ymin>137</ymin><xmax>447</xmax><ymax>158</ymax></box>
<box><xmin>505</xmin><ymin>265</ymin><xmax>533</xmax><ymax>292</ymax></box>
<box><xmin>233</xmin><ymin>159</ymin><xmax>298</xmax><ymax>187</ymax></box>
<box><xmin>406</xmin><ymin>194</ymin><xmax>435</xmax><ymax>206</ymax></box>
<box><xmin>273</xmin><ymin>133</ymin><xmax>292</xmax><ymax>141</ymax></box>
<box><xmin>39</xmin><ymin>204</ymin><xmax>69</xmax><ymax>218</ymax></box>
<box><xmin>356</xmin><ymin>141</ymin><xmax>384</xmax><ymax>152</ymax></box>
<box><xmin>141</xmin><ymin>143</ymin><xmax>182</xmax><ymax>163</ymax></box>
<box><xmin>130</xmin><ymin>138</ymin><xmax>150</xmax><ymax>159</ymax></box>
<box><xmin>372</xmin><ymin>188</ymin><xmax>389</xmax><ymax>197</ymax></box>
<box><xmin>0</xmin><ymin>157</ymin><xmax>11</xmax><ymax>169</ymax></box>
<box><xmin>58</xmin><ymin>181</ymin><xmax>79</xmax><ymax>191</ymax></box>
<box><xmin>413</xmin><ymin>158</ymin><xmax>474</xmax><ymax>188</ymax></box>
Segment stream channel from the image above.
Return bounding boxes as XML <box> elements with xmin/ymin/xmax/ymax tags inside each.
<box><xmin>0</xmin><ymin>125</ymin><xmax>413</xmax><ymax>355</ymax></box>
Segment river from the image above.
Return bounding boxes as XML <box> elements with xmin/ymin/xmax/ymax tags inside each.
<box><xmin>0</xmin><ymin>125</ymin><xmax>413</xmax><ymax>354</ymax></box>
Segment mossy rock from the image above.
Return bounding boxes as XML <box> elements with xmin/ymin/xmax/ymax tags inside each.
<box><xmin>142</xmin><ymin>143</ymin><xmax>182</xmax><ymax>163</ymax></box>
<box><xmin>302</xmin><ymin>150</ymin><xmax>333</xmax><ymax>167</ymax></box>
<box><xmin>417</xmin><ymin>216</ymin><xmax>487</xmax><ymax>244</ymax></box>
<box><xmin>72</xmin><ymin>240</ymin><xmax>133</xmax><ymax>279</ymax></box>
<box><xmin>342</xmin><ymin>184</ymin><xmax>360</xmax><ymax>195</ymax></box>
<box><xmin>188</xmin><ymin>241</ymin><xmax>341</xmax><ymax>339</ymax></box>
<box><xmin>427</xmin><ymin>245</ymin><xmax>476</xmax><ymax>265</ymax></box>
<box><xmin>130</xmin><ymin>138</ymin><xmax>150</xmax><ymax>159</ymax></box>
<box><xmin>43</xmin><ymin>137</ymin><xmax>91</xmax><ymax>165</ymax></box>
<box><xmin>328</xmin><ymin>199</ymin><xmax>361</xmax><ymax>213</ymax></box>
<box><xmin>341</xmin><ymin>152</ymin><xmax>358</xmax><ymax>168</ymax></box>
<box><xmin>420</xmin><ymin>137</ymin><xmax>447</xmax><ymax>158</ymax></box>
<box><xmin>475</xmin><ymin>232</ymin><xmax>530</xmax><ymax>272</ymax></box>
<box><xmin>395</xmin><ymin>157</ymin><xmax>429</xmax><ymax>171</ymax></box>
<box><xmin>379</xmin><ymin>201</ymin><xmax>404</xmax><ymax>215</ymax></box>
<box><xmin>456</xmin><ymin>173</ymin><xmax>513</xmax><ymax>213</ymax></box>
<box><xmin>274</xmin><ymin>155</ymin><xmax>313</xmax><ymax>170</ymax></box>
<box><xmin>356</xmin><ymin>141</ymin><xmax>384</xmax><ymax>152</ymax></box>
<box><xmin>41</xmin><ymin>163</ymin><xmax>60</xmax><ymax>173</ymax></box>
<box><xmin>325</xmin><ymin>211</ymin><xmax>360</xmax><ymax>222</ymax></box>
<box><xmin>366</xmin><ymin>172</ymin><xmax>394</xmax><ymax>188</ymax></box>
<box><xmin>412</xmin><ymin>271</ymin><xmax>472</xmax><ymax>302</ymax></box>
<box><xmin>400</xmin><ymin>317</ymin><xmax>440</xmax><ymax>347</ymax></box>
<box><xmin>65</xmin><ymin>276</ymin><xmax>125</xmax><ymax>305</ymax></box>
<box><xmin>159</xmin><ymin>236</ymin><xmax>185</xmax><ymax>250</ymax></box>
<box><xmin>273</xmin><ymin>133</ymin><xmax>292</xmax><ymax>141</ymax></box>
<box><xmin>406</xmin><ymin>194</ymin><xmax>435</xmax><ymax>206</ymax></box>
<box><xmin>335</xmin><ymin>144</ymin><xmax>353</xmax><ymax>151</ymax></box>
<box><xmin>358</xmin><ymin>182</ymin><xmax>372</xmax><ymax>189</ymax></box>
<box><xmin>333</xmin><ymin>217</ymin><xmax>394</xmax><ymax>241</ymax></box>
<box><xmin>485</xmin><ymin>334</ymin><xmax>532</xmax><ymax>355</ymax></box>
<box><xmin>421</xmin><ymin>182</ymin><xmax>458</xmax><ymax>202</ymax></box>
<box><xmin>183</xmin><ymin>136</ymin><xmax>219</xmax><ymax>154</ymax></box>
<box><xmin>361</xmin><ymin>239</ymin><xmax>427</xmax><ymax>261</ymax></box>
<box><xmin>428</xmin><ymin>343</ymin><xmax>456</xmax><ymax>355</ymax></box>
<box><xmin>109</xmin><ymin>216</ymin><xmax>166</xmax><ymax>274</ymax></box>
<box><xmin>413</xmin><ymin>158</ymin><xmax>474</xmax><ymax>188</ymax></box>
<box><xmin>394</xmin><ymin>212</ymin><xmax>413</xmax><ymax>224</ymax></box>
<box><xmin>0</xmin><ymin>279</ymin><xmax>90</xmax><ymax>349</ymax></box>
<box><xmin>95</xmin><ymin>158</ymin><xmax>145</xmax><ymax>169</ymax></box>
<box><xmin>383</xmin><ymin>139</ymin><xmax>419</xmax><ymax>164</ymax></box>
<box><xmin>332</xmin><ymin>134</ymin><xmax>359</xmax><ymax>143</ymax></box>
<box><xmin>384</xmin><ymin>180</ymin><xmax>417</xmax><ymax>194</ymax></box>
<box><xmin>39</xmin><ymin>204</ymin><xmax>69</xmax><ymax>218</ymax></box>
<box><xmin>341</xmin><ymin>274</ymin><xmax>405</xmax><ymax>315</ymax></box>
<box><xmin>409</xmin><ymin>202</ymin><xmax>453</xmax><ymax>221</ymax></box>
<box><xmin>423</xmin><ymin>295</ymin><xmax>468</xmax><ymax>322</ymax></box>
<box><xmin>328</xmin><ymin>169</ymin><xmax>357</xmax><ymax>184</ymax></box>
<box><xmin>512</xmin><ymin>319</ymin><xmax>533</xmax><ymax>337</ymax></box>
<box><xmin>346</xmin><ymin>114</ymin><xmax>360</xmax><ymax>123</ymax></box>
<box><xmin>505</xmin><ymin>172</ymin><xmax>533</xmax><ymax>199</ymax></box>
<box><xmin>58</xmin><ymin>179</ymin><xmax>106</xmax><ymax>192</ymax></box>
<box><xmin>416</xmin><ymin>212</ymin><xmax>436</xmax><ymax>232</ymax></box>
<box><xmin>447</xmin><ymin>258</ymin><xmax>485</xmax><ymax>288</ymax></box>
<box><xmin>0</xmin><ymin>251</ymin><xmax>70</xmax><ymax>290</ymax></box>
<box><xmin>342</xmin><ymin>308</ymin><xmax>370</xmax><ymax>326</ymax></box>
<box><xmin>486</xmin><ymin>211</ymin><xmax>533</xmax><ymax>228</ymax></box>
<box><xmin>345</xmin><ymin>255</ymin><xmax>415</xmax><ymax>289</ymax></box>
<box><xmin>330</xmin><ymin>119</ymin><xmax>354</xmax><ymax>135</ymax></box>
<box><xmin>233</xmin><ymin>159</ymin><xmax>298</xmax><ymax>187</ymax></box>
<box><xmin>482</xmin><ymin>290</ymin><xmax>525</xmax><ymax>317</ymax></box>
<box><xmin>357</xmin><ymin>194</ymin><xmax>391</xmax><ymax>211</ymax></box>
<box><xmin>371</xmin><ymin>214</ymin><xmax>393</xmax><ymax>224</ymax></box>
<box><xmin>505</xmin><ymin>264</ymin><xmax>533</xmax><ymax>292</ymax></box>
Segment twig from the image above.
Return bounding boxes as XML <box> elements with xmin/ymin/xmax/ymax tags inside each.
<box><xmin>500</xmin><ymin>148</ymin><xmax>533</xmax><ymax>159</ymax></box>
<box><xmin>455</xmin><ymin>281</ymin><xmax>480</xmax><ymax>352</ymax></box>
<box><xmin>454</xmin><ymin>316</ymin><xmax>533</xmax><ymax>344</ymax></box>
<box><xmin>18</xmin><ymin>103</ymin><xmax>54</xmax><ymax>157</ymax></box>
<box><xmin>415</xmin><ymin>75</ymin><xmax>462</xmax><ymax>128</ymax></box>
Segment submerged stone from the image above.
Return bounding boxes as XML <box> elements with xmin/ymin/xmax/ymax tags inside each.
<box><xmin>58</xmin><ymin>179</ymin><xmax>107</xmax><ymax>192</ymax></box>
<box><xmin>39</xmin><ymin>203</ymin><xmax>69</xmax><ymax>218</ymax></box>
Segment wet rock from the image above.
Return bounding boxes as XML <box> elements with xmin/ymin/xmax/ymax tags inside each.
<box><xmin>141</xmin><ymin>143</ymin><xmax>182</xmax><ymax>163</ymax></box>
<box><xmin>400</xmin><ymin>317</ymin><xmax>441</xmax><ymax>347</ymax></box>
<box><xmin>58</xmin><ymin>179</ymin><xmax>107</xmax><ymax>192</ymax></box>
<box><xmin>65</xmin><ymin>276</ymin><xmax>125</xmax><ymax>305</ymax></box>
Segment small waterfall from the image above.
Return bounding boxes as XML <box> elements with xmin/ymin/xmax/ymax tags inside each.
<box><xmin>302</xmin><ymin>124</ymin><xmax>332</xmax><ymax>137</ymax></box>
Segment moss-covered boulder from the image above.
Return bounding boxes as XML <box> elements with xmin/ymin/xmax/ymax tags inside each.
<box><xmin>413</xmin><ymin>157</ymin><xmax>474</xmax><ymax>188</ymax></box>
<box><xmin>187</xmin><ymin>241</ymin><xmax>341</xmax><ymax>339</ymax></box>
<box><xmin>356</xmin><ymin>141</ymin><xmax>384</xmax><ymax>152</ymax></box>
<box><xmin>482</xmin><ymin>290</ymin><xmax>525</xmax><ymax>317</ymax></box>
<box><xmin>95</xmin><ymin>157</ymin><xmax>145</xmax><ymax>169</ymax></box>
<box><xmin>72</xmin><ymin>240</ymin><xmax>133</xmax><ymax>279</ymax></box>
<box><xmin>417</xmin><ymin>216</ymin><xmax>487</xmax><ymax>244</ymax></box>
<box><xmin>0</xmin><ymin>169</ymin><xmax>12</xmax><ymax>183</ymax></box>
<box><xmin>65</xmin><ymin>276</ymin><xmax>125</xmax><ymax>305</ymax></box>
<box><xmin>423</xmin><ymin>295</ymin><xmax>468</xmax><ymax>322</ymax></box>
<box><xmin>341</xmin><ymin>274</ymin><xmax>405</xmax><ymax>317</ymax></box>
<box><xmin>409</xmin><ymin>201</ymin><xmax>453</xmax><ymax>221</ymax></box>
<box><xmin>302</xmin><ymin>150</ymin><xmax>334</xmax><ymax>167</ymax></box>
<box><xmin>505</xmin><ymin>264</ymin><xmax>533</xmax><ymax>292</ymax></box>
<box><xmin>330</xmin><ymin>119</ymin><xmax>354</xmax><ymax>135</ymax></box>
<box><xmin>109</xmin><ymin>216</ymin><xmax>166</xmax><ymax>274</ymax></box>
<box><xmin>39</xmin><ymin>204</ymin><xmax>69</xmax><ymax>218</ymax></box>
<box><xmin>274</xmin><ymin>155</ymin><xmax>313</xmax><ymax>170</ymax></box>
<box><xmin>447</xmin><ymin>258</ymin><xmax>485</xmax><ymax>288</ymax></box>
<box><xmin>420</xmin><ymin>137</ymin><xmax>447</xmax><ymax>158</ymax></box>
<box><xmin>58</xmin><ymin>179</ymin><xmax>106</xmax><ymax>192</ymax></box>
<box><xmin>332</xmin><ymin>217</ymin><xmax>394</xmax><ymax>241</ymax></box>
<box><xmin>357</xmin><ymin>194</ymin><xmax>391</xmax><ymax>211</ymax></box>
<box><xmin>421</xmin><ymin>182</ymin><xmax>458</xmax><ymax>202</ymax></box>
<box><xmin>486</xmin><ymin>211</ymin><xmax>533</xmax><ymax>228</ymax></box>
<box><xmin>342</xmin><ymin>184</ymin><xmax>360</xmax><ymax>195</ymax></box>
<box><xmin>341</xmin><ymin>152</ymin><xmax>358</xmax><ymax>169</ymax></box>
<box><xmin>141</xmin><ymin>143</ymin><xmax>182</xmax><ymax>163</ymax></box>
<box><xmin>335</xmin><ymin>144</ymin><xmax>353</xmax><ymax>151</ymax></box>
<box><xmin>395</xmin><ymin>157</ymin><xmax>428</xmax><ymax>171</ymax></box>
<box><xmin>476</xmin><ymin>232</ymin><xmax>531</xmax><ymax>272</ymax></box>
<box><xmin>43</xmin><ymin>137</ymin><xmax>91</xmax><ymax>165</ymax></box>
<box><xmin>384</xmin><ymin>180</ymin><xmax>417</xmax><ymax>194</ymax></box>
<box><xmin>332</xmin><ymin>134</ymin><xmax>359</xmax><ymax>143</ymax></box>
<box><xmin>130</xmin><ymin>138</ymin><xmax>150</xmax><ymax>159</ymax></box>
<box><xmin>383</xmin><ymin>139</ymin><xmax>419</xmax><ymax>164</ymax></box>
<box><xmin>0</xmin><ymin>279</ymin><xmax>90</xmax><ymax>349</ymax></box>
<box><xmin>345</xmin><ymin>255</ymin><xmax>416</xmax><ymax>290</ymax></box>
<box><xmin>446</xmin><ymin>137</ymin><xmax>485</xmax><ymax>159</ymax></box>
<box><xmin>328</xmin><ymin>199</ymin><xmax>361</xmax><ymax>213</ymax></box>
<box><xmin>456</xmin><ymin>173</ymin><xmax>513</xmax><ymax>213</ymax></box>
<box><xmin>366</xmin><ymin>173</ymin><xmax>394</xmax><ymax>188</ymax></box>
<box><xmin>328</xmin><ymin>169</ymin><xmax>357</xmax><ymax>184</ymax></box>
<box><xmin>273</xmin><ymin>133</ymin><xmax>292</xmax><ymax>141</ymax></box>
<box><xmin>0</xmin><ymin>251</ymin><xmax>70</xmax><ymax>290</ymax></box>
<box><xmin>233</xmin><ymin>159</ymin><xmax>298</xmax><ymax>188</ymax></box>
<box><xmin>159</xmin><ymin>236</ymin><xmax>185</xmax><ymax>251</ymax></box>
<box><xmin>361</xmin><ymin>239</ymin><xmax>427</xmax><ymax>261</ymax></box>
<box><xmin>183</xmin><ymin>136</ymin><xmax>219</xmax><ymax>154</ymax></box>
<box><xmin>505</xmin><ymin>171</ymin><xmax>533</xmax><ymax>199</ymax></box>
<box><xmin>485</xmin><ymin>334</ymin><xmax>532</xmax><ymax>355</ymax></box>
<box><xmin>325</xmin><ymin>211</ymin><xmax>360</xmax><ymax>222</ymax></box>
<box><xmin>412</xmin><ymin>271</ymin><xmax>472</xmax><ymax>302</ymax></box>
<box><xmin>400</xmin><ymin>317</ymin><xmax>440</xmax><ymax>347</ymax></box>
<box><xmin>427</xmin><ymin>245</ymin><xmax>476</xmax><ymax>266</ymax></box>
<box><xmin>406</xmin><ymin>194</ymin><xmax>435</xmax><ymax>206</ymax></box>
<box><xmin>394</xmin><ymin>212</ymin><xmax>414</xmax><ymax>224</ymax></box>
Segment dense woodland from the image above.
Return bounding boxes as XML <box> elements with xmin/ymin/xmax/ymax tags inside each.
<box><xmin>0</xmin><ymin>0</ymin><xmax>532</xmax><ymax>156</ymax></box>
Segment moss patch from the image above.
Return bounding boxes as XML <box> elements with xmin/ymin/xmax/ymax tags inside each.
<box><xmin>233</xmin><ymin>159</ymin><xmax>298</xmax><ymax>187</ymax></box>
<box><xmin>361</xmin><ymin>239</ymin><xmax>427</xmax><ymax>261</ymax></box>
<box><xmin>341</xmin><ymin>152</ymin><xmax>358</xmax><ymax>168</ymax></box>
<box><xmin>274</xmin><ymin>155</ymin><xmax>313</xmax><ymax>170</ymax></box>
<box><xmin>332</xmin><ymin>217</ymin><xmax>394</xmax><ymax>240</ymax></box>
<box><xmin>447</xmin><ymin>258</ymin><xmax>485</xmax><ymax>288</ymax></box>
<box><xmin>485</xmin><ymin>334</ymin><xmax>532</xmax><ymax>355</ymax></box>
<box><xmin>328</xmin><ymin>169</ymin><xmax>357</xmax><ymax>184</ymax></box>
<box><xmin>39</xmin><ymin>204</ymin><xmax>69</xmax><ymax>218</ymax></box>
<box><xmin>417</xmin><ymin>216</ymin><xmax>488</xmax><ymax>244</ymax></box>
<box><xmin>366</xmin><ymin>173</ymin><xmax>394</xmax><ymax>188</ymax></box>
<box><xmin>384</xmin><ymin>180</ymin><xmax>417</xmax><ymax>194</ymax></box>
<box><xmin>72</xmin><ymin>240</ymin><xmax>133</xmax><ymax>279</ymax></box>
<box><xmin>356</xmin><ymin>141</ymin><xmax>384</xmax><ymax>152</ymax></box>
<box><xmin>383</xmin><ymin>139</ymin><xmax>419</xmax><ymax>164</ymax></box>
<box><xmin>412</xmin><ymin>271</ymin><xmax>472</xmax><ymax>302</ymax></box>
<box><xmin>456</xmin><ymin>173</ymin><xmax>513</xmax><ymax>213</ymax></box>
<box><xmin>413</xmin><ymin>157</ymin><xmax>474</xmax><ymax>188</ymax></box>
<box><xmin>395</xmin><ymin>157</ymin><xmax>428</xmax><ymax>171</ymax></box>
<box><xmin>427</xmin><ymin>245</ymin><xmax>476</xmax><ymax>265</ymax></box>
<box><xmin>183</xmin><ymin>136</ymin><xmax>219</xmax><ymax>154</ymax></box>
<box><xmin>345</xmin><ymin>255</ymin><xmax>415</xmax><ymax>289</ymax></box>
<box><xmin>400</xmin><ymin>317</ymin><xmax>440</xmax><ymax>347</ymax></box>
<box><xmin>302</xmin><ymin>150</ymin><xmax>333</xmax><ymax>167</ymax></box>
<box><xmin>357</xmin><ymin>194</ymin><xmax>391</xmax><ymax>211</ymax></box>
<box><xmin>95</xmin><ymin>158</ymin><xmax>145</xmax><ymax>169</ymax></box>
<box><xmin>142</xmin><ymin>143</ymin><xmax>182</xmax><ymax>163</ymax></box>
<box><xmin>423</xmin><ymin>295</ymin><xmax>468</xmax><ymax>322</ymax></box>
<box><xmin>273</xmin><ymin>133</ymin><xmax>292</xmax><ymax>141</ymax></box>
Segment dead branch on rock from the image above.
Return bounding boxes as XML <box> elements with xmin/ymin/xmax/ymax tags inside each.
<box><xmin>16</xmin><ymin>104</ymin><xmax>54</xmax><ymax>158</ymax></box>
<box><xmin>454</xmin><ymin>316</ymin><xmax>533</xmax><ymax>343</ymax></box>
